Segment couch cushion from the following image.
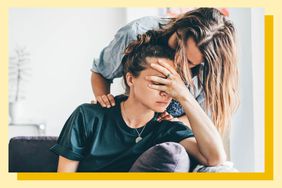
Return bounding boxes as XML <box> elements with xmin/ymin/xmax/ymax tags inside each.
<box><xmin>129</xmin><ymin>142</ymin><xmax>190</xmax><ymax>172</ymax></box>
<box><xmin>9</xmin><ymin>136</ymin><xmax>58</xmax><ymax>172</ymax></box>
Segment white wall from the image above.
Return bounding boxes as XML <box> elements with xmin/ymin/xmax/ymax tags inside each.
<box><xmin>9</xmin><ymin>9</ymin><xmax>127</xmax><ymax>135</ymax></box>
<box><xmin>125</xmin><ymin>8</ymin><xmax>160</xmax><ymax>23</ymax></box>
<box><xmin>251</xmin><ymin>8</ymin><xmax>265</xmax><ymax>172</ymax></box>
<box><xmin>229</xmin><ymin>8</ymin><xmax>254</xmax><ymax>172</ymax></box>
<box><xmin>229</xmin><ymin>8</ymin><xmax>264</xmax><ymax>172</ymax></box>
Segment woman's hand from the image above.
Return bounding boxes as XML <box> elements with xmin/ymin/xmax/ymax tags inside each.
<box><xmin>146</xmin><ymin>58</ymin><xmax>192</xmax><ymax>102</ymax></box>
<box><xmin>157</xmin><ymin>111</ymin><xmax>179</xmax><ymax>122</ymax></box>
<box><xmin>91</xmin><ymin>94</ymin><xmax>115</xmax><ymax>108</ymax></box>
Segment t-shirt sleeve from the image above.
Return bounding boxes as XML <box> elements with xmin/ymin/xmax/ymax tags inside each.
<box><xmin>156</xmin><ymin>121</ymin><xmax>194</xmax><ymax>144</ymax></box>
<box><xmin>50</xmin><ymin>105</ymin><xmax>89</xmax><ymax>161</ymax></box>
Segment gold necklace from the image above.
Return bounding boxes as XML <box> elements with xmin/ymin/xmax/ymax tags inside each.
<box><xmin>121</xmin><ymin>101</ymin><xmax>147</xmax><ymax>143</ymax></box>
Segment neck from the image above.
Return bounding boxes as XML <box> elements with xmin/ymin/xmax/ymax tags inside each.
<box><xmin>121</xmin><ymin>97</ymin><xmax>155</xmax><ymax>129</ymax></box>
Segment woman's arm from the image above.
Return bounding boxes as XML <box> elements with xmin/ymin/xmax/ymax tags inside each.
<box><xmin>147</xmin><ymin>59</ymin><xmax>226</xmax><ymax>166</ymax></box>
<box><xmin>57</xmin><ymin>156</ymin><xmax>80</xmax><ymax>172</ymax></box>
<box><xmin>91</xmin><ymin>72</ymin><xmax>115</xmax><ymax>107</ymax></box>
<box><xmin>179</xmin><ymin>137</ymin><xmax>210</xmax><ymax>166</ymax></box>
<box><xmin>177</xmin><ymin>94</ymin><xmax>226</xmax><ymax>166</ymax></box>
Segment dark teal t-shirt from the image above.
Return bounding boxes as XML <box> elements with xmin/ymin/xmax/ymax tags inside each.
<box><xmin>50</xmin><ymin>96</ymin><xmax>194</xmax><ymax>172</ymax></box>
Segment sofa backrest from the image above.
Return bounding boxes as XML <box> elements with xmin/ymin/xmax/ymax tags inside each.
<box><xmin>9</xmin><ymin>136</ymin><xmax>58</xmax><ymax>172</ymax></box>
<box><xmin>9</xmin><ymin>136</ymin><xmax>199</xmax><ymax>172</ymax></box>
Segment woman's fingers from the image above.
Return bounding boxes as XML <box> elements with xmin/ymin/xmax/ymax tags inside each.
<box><xmin>157</xmin><ymin>58</ymin><xmax>178</xmax><ymax>75</ymax></box>
<box><xmin>145</xmin><ymin>76</ymin><xmax>171</xmax><ymax>85</ymax></box>
<box><xmin>107</xmin><ymin>94</ymin><xmax>116</xmax><ymax>106</ymax></box>
<box><xmin>96</xmin><ymin>96</ymin><xmax>106</xmax><ymax>107</ymax></box>
<box><xmin>148</xmin><ymin>83</ymin><xmax>167</xmax><ymax>92</ymax></box>
<box><xmin>149</xmin><ymin>60</ymin><xmax>189</xmax><ymax>101</ymax></box>
<box><xmin>157</xmin><ymin>111</ymin><xmax>174</xmax><ymax>121</ymax></box>
<box><xmin>160</xmin><ymin>111</ymin><xmax>169</xmax><ymax>118</ymax></box>
<box><xmin>96</xmin><ymin>94</ymin><xmax>115</xmax><ymax>108</ymax></box>
<box><xmin>102</xmin><ymin>95</ymin><xmax>112</xmax><ymax>108</ymax></box>
<box><xmin>150</xmin><ymin>63</ymin><xmax>172</xmax><ymax>78</ymax></box>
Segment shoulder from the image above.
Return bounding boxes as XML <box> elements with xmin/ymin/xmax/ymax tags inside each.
<box><xmin>78</xmin><ymin>103</ymin><xmax>104</xmax><ymax>112</ymax></box>
<box><xmin>158</xmin><ymin>120</ymin><xmax>189</xmax><ymax>130</ymax></box>
<box><xmin>64</xmin><ymin>103</ymin><xmax>112</xmax><ymax>137</ymax></box>
<box><xmin>74</xmin><ymin>103</ymin><xmax>108</xmax><ymax>121</ymax></box>
<box><xmin>76</xmin><ymin>95</ymin><xmax>126</xmax><ymax>119</ymax></box>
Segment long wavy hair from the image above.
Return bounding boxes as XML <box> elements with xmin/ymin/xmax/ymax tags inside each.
<box><xmin>160</xmin><ymin>8</ymin><xmax>239</xmax><ymax>135</ymax></box>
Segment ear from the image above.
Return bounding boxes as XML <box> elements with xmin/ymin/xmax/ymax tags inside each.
<box><xmin>125</xmin><ymin>72</ymin><xmax>134</xmax><ymax>88</ymax></box>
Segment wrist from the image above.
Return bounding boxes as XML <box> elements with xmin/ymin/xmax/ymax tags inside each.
<box><xmin>91</xmin><ymin>72</ymin><xmax>111</xmax><ymax>96</ymax></box>
<box><xmin>93</xmin><ymin>83</ymin><xmax>110</xmax><ymax>97</ymax></box>
<box><xmin>176</xmin><ymin>90</ymin><xmax>193</xmax><ymax>104</ymax></box>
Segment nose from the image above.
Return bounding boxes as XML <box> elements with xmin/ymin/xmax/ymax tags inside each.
<box><xmin>160</xmin><ymin>91</ymin><xmax>171</xmax><ymax>100</ymax></box>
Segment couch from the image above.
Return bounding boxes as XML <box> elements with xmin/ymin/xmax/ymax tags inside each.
<box><xmin>9</xmin><ymin>136</ymin><xmax>237</xmax><ymax>172</ymax></box>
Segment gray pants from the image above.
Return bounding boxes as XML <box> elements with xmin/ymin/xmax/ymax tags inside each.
<box><xmin>192</xmin><ymin>163</ymin><xmax>238</xmax><ymax>172</ymax></box>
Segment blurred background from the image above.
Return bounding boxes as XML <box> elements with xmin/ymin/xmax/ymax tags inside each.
<box><xmin>8</xmin><ymin>8</ymin><xmax>264</xmax><ymax>172</ymax></box>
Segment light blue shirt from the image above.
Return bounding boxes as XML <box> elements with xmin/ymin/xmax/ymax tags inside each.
<box><xmin>91</xmin><ymin>16</ymin><xmax>169</xmax><ymax>80</ymax></box>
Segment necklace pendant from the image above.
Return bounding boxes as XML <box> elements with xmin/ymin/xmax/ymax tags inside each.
<box><xmin>135</xmin><ymin>136</ymin><xmax>142</xmax><ymax>143</ymax></box>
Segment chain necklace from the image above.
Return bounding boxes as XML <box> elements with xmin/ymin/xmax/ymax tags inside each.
<box><xmin>134</xmin><ymin>124</ymin><xmax>147</xmax><ymax>143</ymax></box>
<box><xmin>121</xmin><ymin>101</ymin><xmax>147</xmax><ymax>143</ymax></box>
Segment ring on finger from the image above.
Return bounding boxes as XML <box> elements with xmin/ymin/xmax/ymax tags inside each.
<box><xmin>165</xmin><ymin>73</ymin><xmax>171</xmax><ymax>79</ymax></box>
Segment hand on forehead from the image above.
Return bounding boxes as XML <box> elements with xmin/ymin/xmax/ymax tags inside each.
<box><xmin>157</xmin><ymin>58</ymin><xmax>175</xmax><ymax>69</ymax></box>
<box><xmin>145</xmin><ymin>57</ymin><xmax>175</xmax><ymax>68</ymax></box>
<box><xmin>145</xmin><ymin>57</ymin><xmax>175</xmax><ymax>77</ymax></box>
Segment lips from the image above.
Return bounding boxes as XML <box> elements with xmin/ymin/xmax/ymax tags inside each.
<box><xmin>156</xmin><ymin>101</ymin><xmax>170</xmax><ymax>105</ymax></box>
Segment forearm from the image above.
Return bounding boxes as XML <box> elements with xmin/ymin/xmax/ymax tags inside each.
<box><xmin>178</xmin><ymin>95</ymin><xmax>226</xmax><ymax>166</ymax></box>
<box><xmin>57</xmin><ymin>156</ymin><xmax>79</xmax><ymax>172</ymax></box>
<box><xmin>91</xmin><ymin>72</ymin><xmax>111</xmax><ymax>97</ymax></box>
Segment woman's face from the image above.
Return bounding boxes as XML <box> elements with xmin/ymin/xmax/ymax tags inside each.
<box><xmin>172</xmin><ymin>33</ymin><xmax>204</xmax><ymax>68</ymax></box>
<box><xmin>128</xmin><ymin>57</ymin><xmax>174</xmax><ymax>113</ymax></box>
<box><xmin>184</xmin><ymin>37</ymin><xmax>204</xmax><ymax>68</ymax></box>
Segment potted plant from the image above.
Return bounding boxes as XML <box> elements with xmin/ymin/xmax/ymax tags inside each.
<box><xmin>9</xmin><ymin>46</ymin><xmax>31</xmax><ymax>124</ymax></box>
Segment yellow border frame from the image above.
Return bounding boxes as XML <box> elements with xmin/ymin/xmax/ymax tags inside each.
<box><xmin>6</xmin><ymin>12</ymin><xmax>273</xmax><ymax>180</ymax></box>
